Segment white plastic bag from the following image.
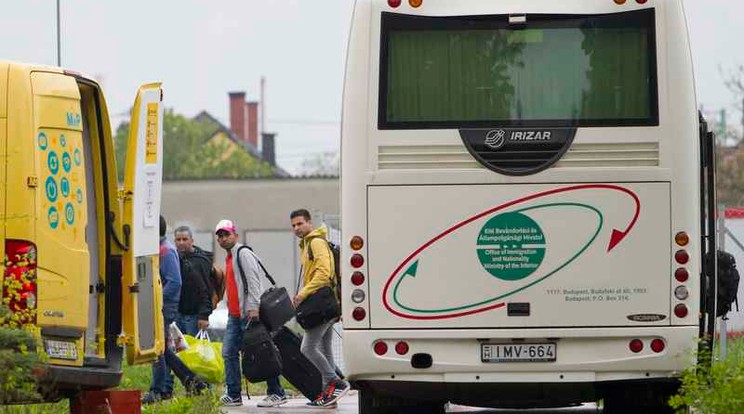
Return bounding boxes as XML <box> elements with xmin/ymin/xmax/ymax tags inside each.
<box><xmin>169</xmin><ymin>321</ymin><xmax>189</xmax><ymax>352</ymax></box>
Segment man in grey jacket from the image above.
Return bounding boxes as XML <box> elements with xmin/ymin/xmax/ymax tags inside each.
<box><xmin>215</xmin><ymin>219</ymin><xmax>286</xmax><ymax>408</ymax></box>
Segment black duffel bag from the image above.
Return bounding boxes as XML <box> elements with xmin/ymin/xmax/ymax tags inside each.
<box><xmin>260</xmin><ymin>286</ymin><xmax>294</xmax><ymax>332</ymax></box>
<box><xmin>236</xmin><ymin>246</ymin><xmax>294</xmax><ymax>332</ymax></box>
<box><xmin>295</xmin><ymin>286</ymin><xmax>340</xmax><ymax>330</ymax></box>
<box><xmin>241</xmin><ymin>319</ymin><xmax>282</xmax><ymax>383</ymax></box>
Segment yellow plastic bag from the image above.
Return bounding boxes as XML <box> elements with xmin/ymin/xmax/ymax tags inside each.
<box><xmin>178</xmin><ymin>330</ymin><xmax>224</xmax><ymax>384</ymax></box>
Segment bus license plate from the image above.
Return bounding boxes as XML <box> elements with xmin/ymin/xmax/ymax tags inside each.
<box><xmin>481</xmin><ymin>343</ymin><xmax>556</xmax><ymax>362</ymax></box>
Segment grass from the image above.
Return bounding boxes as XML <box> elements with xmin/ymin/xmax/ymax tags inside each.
<box><xmin>0</xmin><ymin>354</ymin><xmax>299</xmax><ymax>414</ymax></box>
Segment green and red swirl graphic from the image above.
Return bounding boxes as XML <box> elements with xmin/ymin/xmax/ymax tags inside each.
<box><xmin>381</xmin><ymin>184</ymin><xmax>640</xmax><ymax>320</ymax></box>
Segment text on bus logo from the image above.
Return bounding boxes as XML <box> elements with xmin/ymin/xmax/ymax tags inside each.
<box><xmin>484</xmin><ymin>130</ymin><xmax>553</xmax><ymax>150</ymax></box>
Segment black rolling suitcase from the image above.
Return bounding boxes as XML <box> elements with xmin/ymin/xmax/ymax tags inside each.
<box><xmin>272</xmin><ymin>327</ymin><xmax>323</xmax><ymax>400</ymax></box>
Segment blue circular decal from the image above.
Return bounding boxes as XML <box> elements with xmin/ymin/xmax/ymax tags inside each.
<box><xmin>62</xmin><ymin>152</ymin><xmax>72</xmax><ymax>173</ymax></box>
<box><xmin>45</xmin><ymin>177</ymin><xmax>58</xmax><ymax>202</ymax></box>
<box><xmin>65</xmin><ymin>203</ymin><xmax>75</xmax><ymax>225</ymax></box>
<box><xmin>48</xmin><ymin>151</ymin><xmax>60</xmax><ymax>175</ymax></box>
<box><xmin>61</xmin><ymin>178</ymin><xmax>70</xmax><ymax>197</ymax></box>
<box><xmin>74</xmin><ymin>148</ymin><xmax>82</xmax><ymax>166</ymax></box>
<box><xmin>38</xmin><ymin>133</ymin><xmax>49</xmax><ymax>150</ymax></box>
<box><xmin>76</xmin><ymin>188</ymin><xmax>83</xmax><ymax>204</ymax></box>
<box><xmin>48</xmin><ymin>206</ymin><xmax>60</xmax><ymax>229</ymax></box>
<box><xmin>60</xmin><ymin>134</ymin><xmax>66</xmax><ymax>147</ymax></box>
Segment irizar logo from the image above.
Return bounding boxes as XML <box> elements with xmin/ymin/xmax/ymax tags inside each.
<box><xmin>510</xmin><ymin>130</ymin><xmax>552</xmax><ymax>141</ymax></box>
<box><xmin>484</xmin><ymin>129</ymin><xmax>506</xmax><ymax>149</ymax></box>
<box><xmin>485</xmin><ymin>129</ymin><xmax>553</xmax><ymax>150</ymax></box>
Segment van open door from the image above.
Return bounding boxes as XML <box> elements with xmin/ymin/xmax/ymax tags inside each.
<box><xmin>120</xmin><ymin>83</ymin><xmax>165</xmax><ymax>365</ymax></box>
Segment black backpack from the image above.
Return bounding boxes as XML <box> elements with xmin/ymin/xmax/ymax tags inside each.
<box><xmin>716</xmin><ymin>250</ymin><xmax>740</xmax><ymax>317</ymax></box>
<box><xmin>307</xmin><ymin>237</ymin><xmax>341</xmax><ymax>305</ymax></box>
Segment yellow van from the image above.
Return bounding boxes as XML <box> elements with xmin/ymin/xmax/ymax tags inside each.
<box><xmin>0</xmin><ymin>61</ymin><xmax>164</xmax><ymax>400</ymax></box>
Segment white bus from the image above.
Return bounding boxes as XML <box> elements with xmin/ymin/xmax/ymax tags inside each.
<box><xmin>340</xmin><ymin>0</ymin><xmax>718</xmax><ymax>413</ymax></box>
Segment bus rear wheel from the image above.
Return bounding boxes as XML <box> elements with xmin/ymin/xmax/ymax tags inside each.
<box><xmin>359</xmin><ymin>389</ymin><xmax>446</xmax><ymax>414</ymax></box>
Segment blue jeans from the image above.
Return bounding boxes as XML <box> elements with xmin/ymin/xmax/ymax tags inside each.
<box><xmin>150</xmin><ymin>312</ymin><xmax>198</xmax><ymax>395</ymax></box>
<box><xmin>223</xmin><ymin>316</ymin><xmax>285</xmax><ymax>399</ymax></box>
<box><xmin>176</xmin><ymin>313</ymin><xmax>199</xmax><ymax>337</ymax></box>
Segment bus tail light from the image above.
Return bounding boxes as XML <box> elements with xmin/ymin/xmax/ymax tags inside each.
<box><xmin>409</xmin><ymin>0</ymin><xmax>423</xmax><ymax>8</ymax></box>
<box><xmin>395</xmin><ymin>341</ymin><xmax>410</xmax><ymax>355</ymax></box>
<box><xmin>675</xmin><ymin>232</ymin><xmax>689</xmax><ymax>246</ymax></box>
<box><xmin>636</xmin><ymin>0</ymin><xmax>648</xmax><ymax>4</ymax></box>
<box><xmin>353</xmin><ymin>307</ymin><xmax>367</xmax><ymax>321</ymax></box>
<box><xmin>351</xmin><ymin>271</ymin><xmax>365</xmax><ymax>286</ymax></box>
<box><xmin>613</xmin><ymin>0</ymin><xmax>627</xmax><ymax>4</ymax></box>
<box><xmin>351</xmin><ymin>254</ymin><xmax>365</xmax><ymax>268</ymax></box>
<box><xmin>350</xmin><ymin>236</ymin><xmax>364</xmax><ymax>251</ymax></box>
<box><xmin>374</xmin><ymin>341</ymin><xmax>388</xmax><ymax>355</ymax></box>
<box><xmin>674</xmin><ymin>304</ymin><xmax>689</xmax><ymax>318</ymax></box>
<box><xmin>351</xmin><ymin>289</ymin><xmax>366</xmax><ymax>304</ymax></box>
<box><xmin>629</xmin><ymin>339</ymin><xmax>643</xmax><ymax>353</ymax></box>
<box><xmin>674</xmin><ymin>285</ymin><xmax>689</xmax><ymax>300</ymax></box>
<box><xmin>651</xmin><ymin>339</ymin><xmax>665</xmax><ymax>353</ymax></box>
<box><xmin>675</xmin><ymin>268</ymin><xmax>689</xmax><ymax>282</ymax></box>
<box><xmin>388</xmin><ymin>0</ymin><xmax>401</xmax><ymax>8</ymax></box>
<box><xmin>3</xmin><ymin>240</ymin><xmax>38</xmax><ymax>326</ymax></box>
<box><xmin>674</xmin><ymin>250</ymin><xmax>689</xmax><ymax>265</ymax></box>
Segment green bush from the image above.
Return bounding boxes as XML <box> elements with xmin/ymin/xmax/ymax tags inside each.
<box><xmin>0</xmin><ymin>306</ymin><xmax>45</xmax><ymax>405</ymax></box>
<box><xmin>0</xmin><ymin>335</ymin><xmax>301</xmax><ymax>413</ymax></box>
<box><xmin>670</xmin><ymin>337</ymin><xmax>744</xmax><ymax>413</ymax></box>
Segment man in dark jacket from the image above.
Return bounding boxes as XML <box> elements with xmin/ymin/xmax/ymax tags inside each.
<box><xmin>174</xmin><ymin>225</ymin><xmax>214</xmax><ymax>336</ymax></box>
<box><xmin>143</xmin><ymin>217</ymin><xmax>207</xmax><ymax>404</ymax></box>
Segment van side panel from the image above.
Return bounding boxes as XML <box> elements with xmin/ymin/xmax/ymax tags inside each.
<box><xmin>31</xmin><ymin>72</ymin><xmax>89</xmax><ymax>367</ymax></box>
<box><xmin>6</xmin><ymin>65</ymin><xmax>35</xmax><ymax>244</ymax></box>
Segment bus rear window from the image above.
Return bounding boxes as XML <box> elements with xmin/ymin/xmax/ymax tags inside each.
<box><xmin>379</xmin><ymin>9</ymin><xmax>658</xmax><ymax>129</ymax></box>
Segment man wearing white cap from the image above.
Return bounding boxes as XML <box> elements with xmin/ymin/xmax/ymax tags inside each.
<box><xmin>214</xmin><ymin>219</ymin><xmax>287</xmax><ymax>408</ymax></box>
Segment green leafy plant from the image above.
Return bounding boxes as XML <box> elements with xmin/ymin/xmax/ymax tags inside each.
<box><xmin>0</xmin><ymin>305</ymin><xmax>46</xmax><ymax>405</ymax></box>
<box><xmin>669</xmin><ymin>337</ymin><xmax>744</xmax><ymax>413</ymax></box>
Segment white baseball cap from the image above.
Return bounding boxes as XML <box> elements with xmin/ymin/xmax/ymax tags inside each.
<box><xmin>214</xmin><ymin>219</ymin><xmax>237</xmax><ymax>234</ymax></box>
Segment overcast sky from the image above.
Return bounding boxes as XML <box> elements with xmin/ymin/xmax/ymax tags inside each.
<box><xmin>0</xmin><ymin>1</ymin><xmax>740</xmax><ymax>174</ymax></box>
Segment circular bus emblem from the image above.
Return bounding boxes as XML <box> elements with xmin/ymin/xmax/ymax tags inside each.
<box><xmin>485</xmin><ymin>129</ymin><xmax>506</xmax><ymax>150</ymax></box>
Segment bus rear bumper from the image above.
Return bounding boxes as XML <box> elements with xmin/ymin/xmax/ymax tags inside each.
<box><xmin>352</xmin><ymin>378</ymin><xmax>681</xmax><ymax>409</ymax></box>
<box><xmin>343</xmin><ymin>326</ymin><xmax>699</xmax><ymax>383</ymax></box>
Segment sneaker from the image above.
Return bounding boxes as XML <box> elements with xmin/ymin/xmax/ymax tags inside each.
<box><xmin>141</xmin><ymin>392</ymin><xmax>159</xmax><ymax>405</ymax></box>
<box><xmin>219</xmin><ymin>394</ymin><xmax>243</xmax><ymax>406</ymax></box>
<box><xmin>141</xmin><ymin>391</ymin><xmax>172</xmax><ymax>405</ymax></box>
<box><xmin>320</xmin><ymin>380</ymin><xmax>350</xmax><ymax>407</ymax></box>
<box><xmin>306</xmin><ymin>398</ymin><xmax>336</xmax><ymax>409</ymax></box>
<box><xmin>257</xmin><ymin>394</ymin><xmax>288</xmax><ymax>408</ymax></box>
<box><xmin>185</xmin><ymin>378</ymin><xmax>210</xmax><ymax>396</ymax></box>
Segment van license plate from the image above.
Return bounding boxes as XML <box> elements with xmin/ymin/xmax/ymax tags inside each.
<box><xmin>481</xmin><ymin>343</ymin><xmax>556</xmax><ymax>362</ymax></box>
<box><xmin>44</xmin><ymin>339</ymin><xmax>78</xmax><ymax>360</ymax></box>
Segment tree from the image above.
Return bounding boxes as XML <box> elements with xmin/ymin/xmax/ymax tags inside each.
<box><xmin>298</xmin><ymin>151</ymin><xmax>339</xmax><ymax>177</ymax></box>
<box><xmin>717</xmin><ymin>147</ymin><xmax>744</xmax><ymax>206</ymax></box>
<box><xmin>114</xmin><ymin>109</ymin><xmax>276</xmax><ymax>181</ymax></box>
<box><xmin>716</xmin><ymin>65</ymin><xmax>744</xmax><ymax>206</ymax></box>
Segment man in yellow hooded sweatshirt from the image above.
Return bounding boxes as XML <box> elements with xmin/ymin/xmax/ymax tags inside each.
<box><xmin>290</xmin><ymin>209</ymin><xmax>349</xmax><ymax>408</ymax></box>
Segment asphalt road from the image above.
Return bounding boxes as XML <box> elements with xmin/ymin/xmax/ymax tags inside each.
<box><xmin>223</xmin><ymin>392</ymin><xmax>602</xmax><ymax>414</ymax></box>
